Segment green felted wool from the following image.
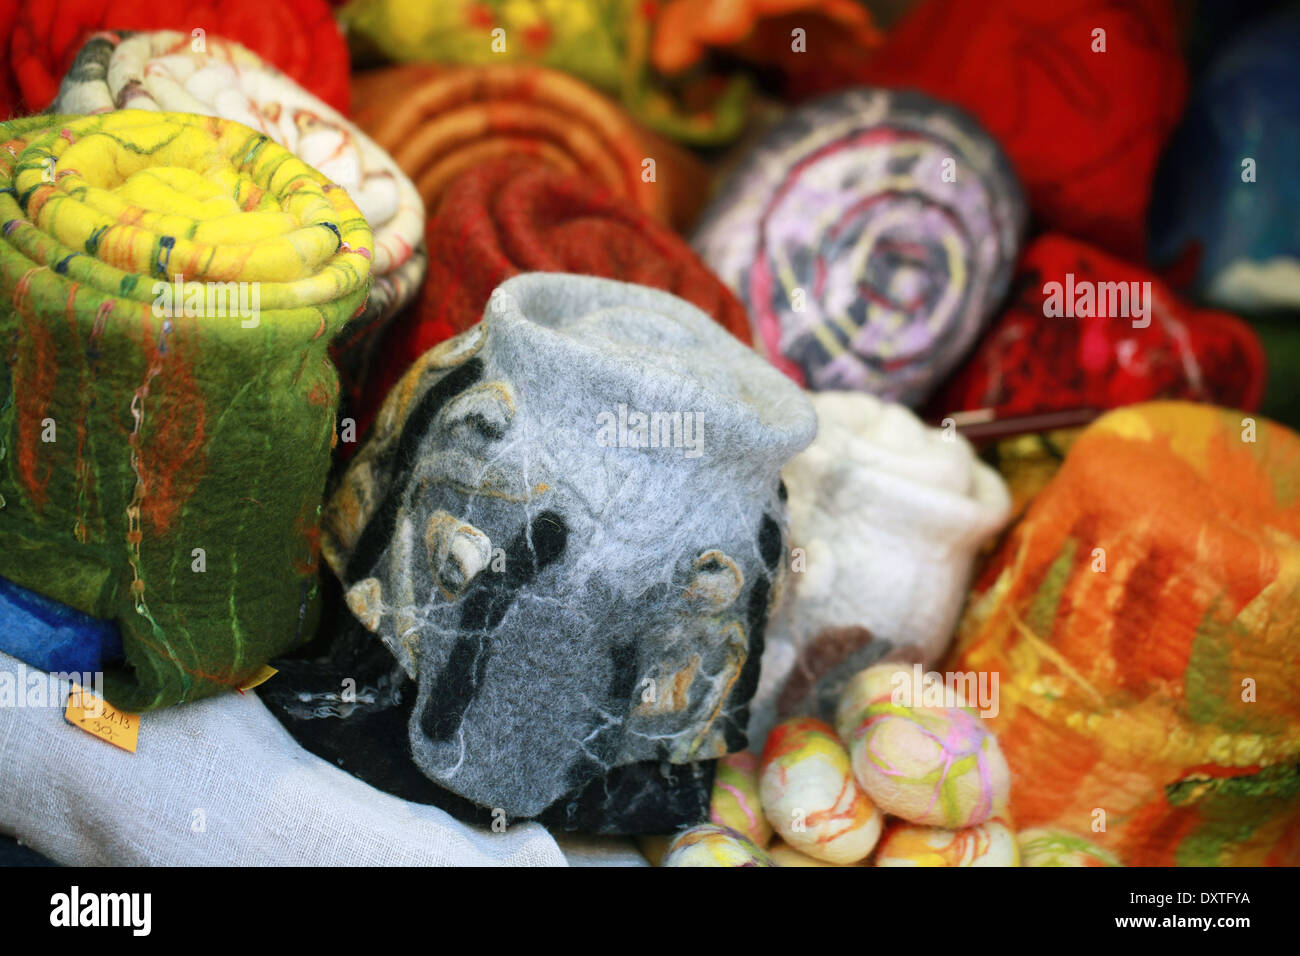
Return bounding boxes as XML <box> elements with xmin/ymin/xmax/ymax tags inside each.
<box><xmin>0</xmin><ymin>110</ymin><xmax>373</xmax><ymax>710</ymax></box>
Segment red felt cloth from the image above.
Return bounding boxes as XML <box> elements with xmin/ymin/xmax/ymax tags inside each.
<box><xmin>3</xmin><ymin>0</ymin><xmax>349</xmax><ymax>115</ymax></box>
<box><xmin>865</xmin><ymin>0</ymin><xmax>1187</xmax><ymax>261</ymax></box>
<box><xmin>927</xmin><ymin>235</ymin><xmax>1266</xmax><ymax>420</ymax></box>
<box><xmin>353</xmin><ymin>156</ymin><xmax>753</xmax><ymax>438</ymax></box>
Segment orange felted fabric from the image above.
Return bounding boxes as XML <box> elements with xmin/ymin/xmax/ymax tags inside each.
<box><xmin>946</xmin><ymin>402</ymin><xmax>1300</xmax><ymax>865</ymax></box>
<box><xmin>651</xmin><ymin>0</ymin><xmax>884</xmax><ymax>99</ymax></box>
<box><xmin>350</xmin><ymin>62</ymin><xmax>709</xmax><ymax>232</ymax></box>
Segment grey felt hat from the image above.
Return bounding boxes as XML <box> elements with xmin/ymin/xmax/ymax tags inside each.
<box><xmin>323</xmin><ymin>273</ymin><xmax>816</xmax><ymax>816</ymax></box>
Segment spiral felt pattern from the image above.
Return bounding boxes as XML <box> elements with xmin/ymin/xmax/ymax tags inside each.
<box><xmin>0</xmin><ymin>110</ymin><xmax>372</xmax><ymax>711</ymax></box>
<box><xmin>694</xmin><ymin>88</ymin><xmax>1026</xmax><ymax>407</ymax></box>
<box><xmin>351</xmin><ymin>63</ymin><xmax>709</xmax><ymax>233</ymax></box>
<box><xmin>51</xmin><ymin>30</ymin><xmax>426</xmax><ymax>414</ymax></box>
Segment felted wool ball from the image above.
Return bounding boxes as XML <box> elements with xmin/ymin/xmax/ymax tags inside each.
<box><xmin>864</xmin><ymin>0</ymin><xmax>1187</xmax><ymax>260</ymax></box>
<box><xmin>323</xmin><ymin>273</ymin><xmax>816</xmax><ymax>817</ymax></box>
<box><xmin>749</xmin><ymin>392</ymin><xmax>1010</xmax><ymax>743</ymax></box>
<box><xmin>1017</xmin><ymin>829</ymin><xmax>1123</xmax><ymax>868</ymax></box>
<box><xmin>662</xmin><ymin>825</ymin><xmax>776</xmax><ymax>867</ymax></box>
<box><xmin>693</xmin><ymin>86</ymin><xmax>1025</xmax><ymax>407</ymax></box>
<box><xmin>948</xmin><ymin>403</ymin><xmax>1300</xmax><ymax>865</ymax></box>
<box><xmin>1148</xmin><ymin>9</ymin><xmax>1300</xmax><ymax>312</ymax></box>
<box><xmin>759</xmin><ymin>717</ymin><xmax>883</xmax><ymax>864</ymax></box>
<box><xmin>710</xmin><ymin>752</ymin><xmax>773</xmax><ymax>848</ymax></box>
<box><xmin>768</xmin><ymin>839</ymin><xmax>868</xmax><ymax>867</ymax></box>
<box><xmin>875</xmin><ymin>820</ymin><xmax>1019</xmax><ymax>867</ymax></box>
<box><xmin>835</xmin><ymin>662</ymin><xmax>917</xmax><ymax>743</ymax></box>
<box><xmin>848</xmin><ymin>704</ymin><xmax>1010</xmax><ymax>828</ymax></box>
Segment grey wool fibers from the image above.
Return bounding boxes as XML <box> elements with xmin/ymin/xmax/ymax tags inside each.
<box><xmin>322</xmin><ymin>273</ymin><xmax>817</xmax><ymax>816</ymax></box>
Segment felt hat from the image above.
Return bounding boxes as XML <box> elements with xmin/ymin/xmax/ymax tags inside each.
<box><xmin>354</xmin><ymin>155</ymin><xmax>751</xmax><ymax>440</ymax></box>
<box><xmin>323</xmin><ymin>272</ymin><xmax>817</xmax><ymax>816</ymax></box>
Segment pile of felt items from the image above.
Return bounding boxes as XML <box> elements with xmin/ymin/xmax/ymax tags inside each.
<box><xmin>0</xmin><ymin>0</ymin><xmax>1297</xmax><ymax>868</ymax></box>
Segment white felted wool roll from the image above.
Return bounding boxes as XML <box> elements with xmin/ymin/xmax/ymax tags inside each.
<box><xmin>0</xmin><ymin>651</ymin><xmax>565</xmax><ymax>866</ymax></box>
<box><xmin>748</xmin><ymin>391</ymin><xmax>1011</xmax><ymax>745</ymax></box>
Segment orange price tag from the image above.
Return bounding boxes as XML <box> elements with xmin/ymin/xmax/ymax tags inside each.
<box><xmin>237</xmin><ymin>664</ymin><xmax>278</xmax><ymax>692</ymax></box>
<box><xmin>65</xmin><ymin>685</ymin><xmax>140</xmax><ymax>753</ymax></box>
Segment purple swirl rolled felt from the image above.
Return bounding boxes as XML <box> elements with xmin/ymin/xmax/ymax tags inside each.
<box><xmin>693</xmin><ymin>87</ymin><xmax>1026</xmax><ymax>407</ymax></box>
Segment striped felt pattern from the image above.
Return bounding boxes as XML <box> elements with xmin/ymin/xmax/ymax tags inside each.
<box><xmin>0</xmin><ymin>110</ymin><xmax>372</xmax><ymax>710</ymax></box>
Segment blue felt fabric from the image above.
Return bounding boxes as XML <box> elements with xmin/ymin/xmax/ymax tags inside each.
<box><xmin>0</xmin><ymin>574</ymin><xmax>123</xmax><ymax>674</ymax></box>
<box><xmin>1148</xmin><ymin>8</ymin><xmax>1300</xmax><ymax>311</ymax></box>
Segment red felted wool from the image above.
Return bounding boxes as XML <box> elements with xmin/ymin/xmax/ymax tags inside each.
<box><xmin>927</xmin><ymin>235</ymin><xmax>1266</xmax><ymax>420</ymax></box>
<box><xmin>0</xmin><ymin>0</ymin><xmax>19</xmax><ymax>118</ymax></box>
<box><xmin>6</xmin><ymin>0</ymin><xmax>349</xmax><ymax>114</ymax></box>
<box><xmin>355</xmin><ymin>156</ymin><xmax>752</xmax><ymax>437</ymax></box>
<box><xmin>865</xmin><ymin>0</ymin><xmax>1187</xmax><ymax>260</ymax></box>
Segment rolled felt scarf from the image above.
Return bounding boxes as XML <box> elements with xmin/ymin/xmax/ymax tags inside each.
<box><xmin>927</xmin><ymin>234</ymin><xmax>1267</xmax><ymax>421</ymax></box>
<box><xmin>0</xmin><ymin>110</ymin><xmax>373</xmax><ymax>712</ymax></box>
<box><xmin>693</xmin><ymin>87</ymin><xmax>1026</xmax><ymax>408</ymax></box>
<box><xmin>1148</xmin><ymin>8</ymin><xmax>1300</xmax><ymax>312</ymax></box>
<box><xmin>324</xmin><ymin>273</ymin><xmax>817</xmax><ymax>817</ymax></box>
<box><xmin>339</xmin><ymin>0</ymin><xmax>751</xmax><ymax>146</ymax></box>
<box><xmin>3</xmin><ymin>0</ymin><xmax>350</xmax><ymax>115</ymax></box>
<box><xmin>947</xmin><ymin>402</ymin><xmax>1300</xmax><ymax>866</ymax></box>
<box><xmin>356</xmin><ymin>155</ymin><xmax>751</xmax><ymax>439</ymax></box>
<box><xmin>50</xmin><ymin>30</ymin><xmax>427</xmax><ymax>419</ymax></box>
<box><xmin>863</xmin><ymin>0</ymin><xmax>1187</xmax><ymax>262</ymax></box>
<box><xmin>749</xmin><ymin>391</ymin><xmax>1011</xmax><ymax>745</ymax></box>
<box><xmin>350</xmin><ymin>63</ymin><xmax>709</xmax><ymax>233</ymax></box>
